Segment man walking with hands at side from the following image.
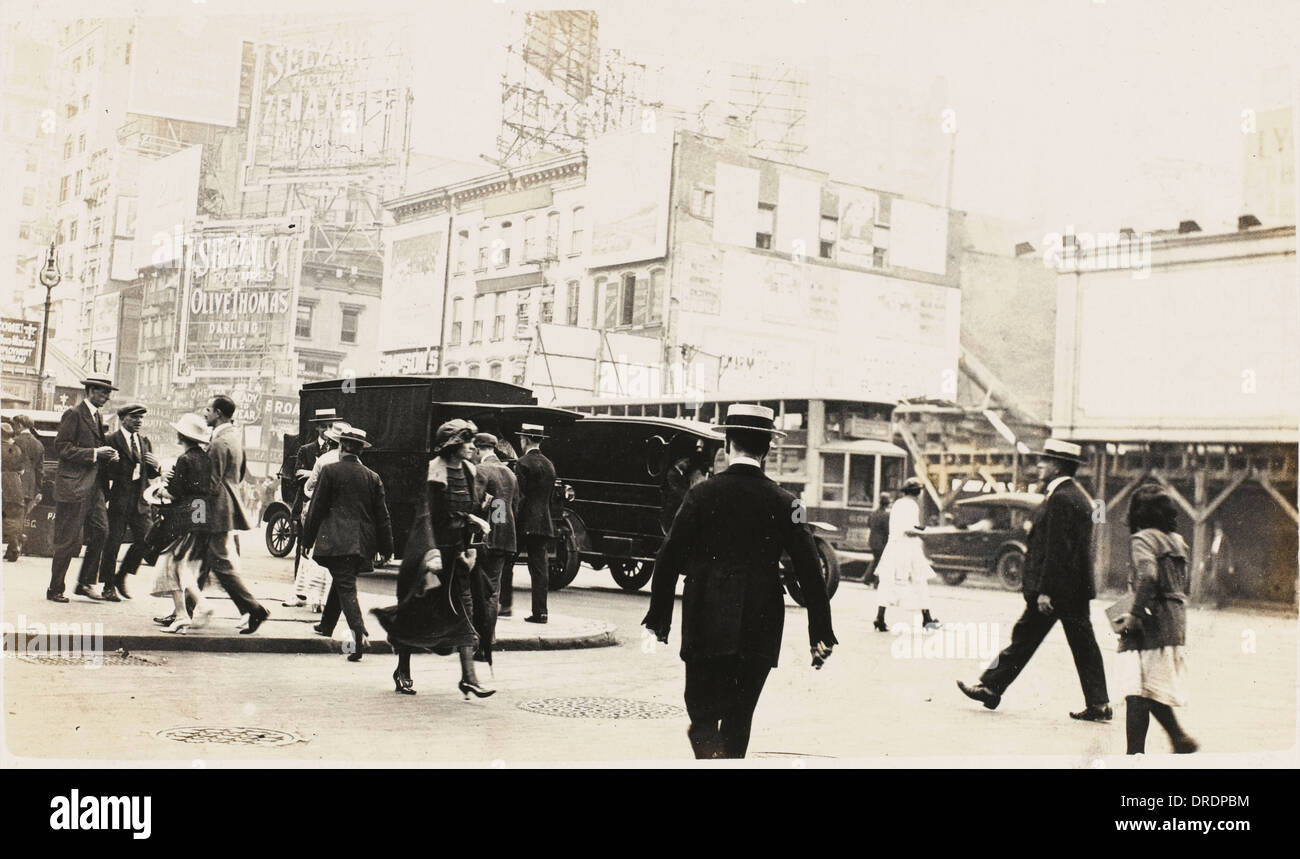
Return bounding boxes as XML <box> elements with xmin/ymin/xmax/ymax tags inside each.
<box><xmin>643</xmin><ymin>404</ymin><xmax>836</xmax><ymax>760</ymax></box>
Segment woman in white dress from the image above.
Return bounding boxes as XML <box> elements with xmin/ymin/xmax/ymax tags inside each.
<box><xmin>1116</xmin><ymin>485</ymin><xmax>1197</xmax><ymax>754</ymax></box>
<box><xmin>872</xmin><ymin>478</ymin><xmax>940</xmax><ymax>632</ymax></box>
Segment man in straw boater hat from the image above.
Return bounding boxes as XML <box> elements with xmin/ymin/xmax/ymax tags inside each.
<box><xmin>958</xmin><ymin>438</ymin><xmax>1113</xmax><ymax>722</ymax></box>
<box><xmin>302</xmin><ymin>426</ymin><xmax>393</xmax><ymax>661</ymax></box>
<box><xmin>47</xmin><ymin>373</ymin><xmax>120</xmax><ymax>603</ymax></box>
<box><xmin>643</xmin><ymin>404</ymin><xmax>837</xmax><ymax>759</ymax></box>
<box><xmin>97</xmin><ymin>403</ymin><xmax>161</xmax><ymax>601</ymax></box>
<box><xmin>514</xmin><ymin>423</ymin><xmax>556</xmax><ymax>624</ymax></box>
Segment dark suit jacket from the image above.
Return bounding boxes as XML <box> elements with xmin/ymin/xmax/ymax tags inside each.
<box><xmin>302</xmin><ymin>454</ymin><xmax>394</xmax><ymax>571</ymax></box>
<box><xmin>1022</xmin><ymin>478</ymin><xmax>1095</xmax><ymax>611</ymax></box>
<box><xmin>16</xmin><ymin>431</ymin><xmax>44</xmax><ymax>500</ymax></box>
<box><xmin>53</xmin><ymin>401</ymin><xmax>108</xmax><ymax>504</ymax></box>
<box><xmin>474</xmin><ymin>453</ymin><xmax>519</xmax><ymax>553</ymax></box>
<box><xmin>867</xmin><ymin>504</ymin><xmax>891</xmax><ymax>555</ymax></box>
<box><xmin>207</xmin><ymin>423</ymin><xmax>250</xmax><ymax>532</ymax></box>
<box><xmin>292</xmin><ymin>438</ymin><xmax>323</xmax><ymax>509</ymax></box>
<box><xmin>103</xmin><ymin>429</ymin><xmax>160</xmax><ymax>514</ymax></box>
<box><xmin>515</xmin><ymin>448</ymin><xmax>556</xmax><ymax>538</ymax></box>
<box><xmin>644</xmin><ymin>463</ymin><xmax>837</xmax><ymax>668</ymax></box>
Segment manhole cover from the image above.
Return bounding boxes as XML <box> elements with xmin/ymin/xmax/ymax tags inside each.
<box><xmin>518</xmin><ymin>697</ymin><xmax>685</xmax><ymax>719</ymax></box>
<box><xmin>155</xmin><ymin>726</ymin><xmax>303</xmax><ymax>746</ymax></box>
<box><xmin>18</xmin><ymin>653</ymin><xmax>164</xmax><ymax>667</ymax></box>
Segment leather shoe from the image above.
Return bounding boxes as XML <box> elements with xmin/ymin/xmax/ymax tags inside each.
<box><xmin>524</xmin><ymin>614</ymin><xmax>547</xmax><ymax>624</ymax></box>
<box><xmin>311</xmin><ymin>624</ymin><xmax>332</xmax><ymax>637</ymax></box>
<box><xmin>240</xmin><ymin>609</ymin><xmax>269</xmax><ymax>635</ymax></box>
<box><xmin>100</xmin><ymin>589</ymin><xmax>121</xmax><ymax>603</ymax></box>
<box><xmin>154</xmin><ymin>614</ymin><xmax>176</xmax><ymax>625</ymax></box>
<box><xmin>47</xmin><ymin>591</ymin><xmax>70</xmax><ymax>603</ymax></box>
<box><xmin>498</xmin><ymin>608</ymin><xmax>512</xmax><ymax>618</ymax></box>
<box><xmin>957</xmin><ymin>680</ymin><xmax>1001</xmax><ymax>710</ymax></box>
<box><xmin>74</xmin><ymin>584</ymin><xmax>104</xmax><ymax>601</ymax></box>
<box><xmin>115</xmin><ymin>577</ymin><xmax>131</xmax><ymax>599</ymax></box>
<box><xmin>1069</xmin><ymin>704</ymin><xmax>1113</xmax><ymax>722</ymax></box>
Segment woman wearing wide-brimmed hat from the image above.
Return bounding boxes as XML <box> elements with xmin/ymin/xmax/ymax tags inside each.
<box><xmin>148</xmin><ymin>413</ymin><xmax>218</xmax><ymax>634</ymax></box>
<box><xmin>372</xmin><ymin>418</ymin><xmax>494</xmax><ymax>698</ymax></box>
<box><xmin>871</xmin><ymin>477</ymin><xmax>940</xmax><ymax>632</ymax></box>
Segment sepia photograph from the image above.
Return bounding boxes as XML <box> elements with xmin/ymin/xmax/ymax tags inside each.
<box><xmin>0</xmin><ymin>0</ymin><xmax>1296</xmax><ymax>809</ymax></box>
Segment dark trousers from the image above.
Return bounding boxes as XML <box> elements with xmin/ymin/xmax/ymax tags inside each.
<box><xmin>523</xmin><ymin>534</ymin><xmax>550</xmax><ymax>616</ymax></box>
<box><xmin>48</xmin><ymin>492</ymin><xmax>108</xmax><ymax>595</ymax></box>
<box><xmin>99</xmin><ymin>503</ymin><xmax>150</xmax><ymax>589</ymax></box>
<box><xmin>318</xmin><ymin>556</ymin><xmax>366</xmax><ymax>639</ymax></box>
<box><xmin>473</xmin><ymin>549</ymin><xmax>510</xmax><ymax>648</ymax></box>
<box><xmin>683</xmin><ymin>656</ymin><xmax>772</xmax><ymax>759</ymax></box>
<box><xmin>207</xmin><ymin>532</ymin><xmax>263</xmax><ymax>619</ymax></box>
<box><xmin>980</xmin><ymin>596</ymin><xmax>1109</xmax><ymax>707</ymax></box>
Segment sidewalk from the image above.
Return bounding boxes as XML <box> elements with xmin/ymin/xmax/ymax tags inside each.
<box><xmin>0</xmin><ymin>554</ymin><xmax>617</xmax><ymax>655</ymax></box>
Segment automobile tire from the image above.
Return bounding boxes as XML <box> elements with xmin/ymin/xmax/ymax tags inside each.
<box><xmin>939</xmin><ymin>569</ymin><xmax>968</xmax><ymax>586</ymax></box>
<box><xmin>996</xmin><ymin>548</ymin><xmax>1025</xmax><ymax>590</ymax></box>
<box><xmin>548</xmin><ymin>523</ymin><xmax>581</xmax><ymax>590</ymax></box>
<box><xmin>608</xmin><ymin>559</ymin><xmax>654</xmax><ymax>592</ymax></box>
<box><xmin>265</xmin><ymin>507</ymin><xmax>295</xmax><ymax>558</ymax></box>
<box><xmin>783</xmin><ymin>537</ymin><xmax>841</xmax><ymax>606</ymax></box>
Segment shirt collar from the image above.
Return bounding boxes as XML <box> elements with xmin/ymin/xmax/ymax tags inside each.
<box><xmin>212</xmin><ymin>422</ymin><xmax>236</xmax><ymax>439</ymax></box>
<box><xmin>729</xmin><ymin>455</ymin><xmax>761</xmax><ymax>469</ymax></box>
<box><xmin>83</xmin><ymin>399</ymin><xmax>98</xmax><ymax>418</ymax></box>
<box><xmin>1046</xmin><ymin>475</ymin><xmax>1072</xmax><ymax>496</ymax></box>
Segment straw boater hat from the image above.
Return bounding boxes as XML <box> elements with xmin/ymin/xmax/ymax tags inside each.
<box><xmin>80</xmin><ymin>373</ymin><xmax>118</xmax><ymax>391</ymax></box>
<box><xmin>1</xmin><ymin>422</ymin><xmax>13</xmax><ymax>438</ymax></box>
<box><xmin>710</xmin><ymin>404</ymin><xmax>786</xmax><ymax>438</ymax></box>
<box><xmin>170</xmin><ymin>413</ymin><xmax>210</xmax><ymax>444</ymax></box>
<box><xmin>323</xmin><ymin>421</ymin><xmax>352</xmax><ymax>443</ymax></box>
<box><xmin>338</xmin><ymin>426</ymin><xmax>372</xmax><ymax>449</ymax></box>
<box><xmin>309</xmin><ymin>407</ymin><xmax>340</xmax><ymax>423</ymax></box>
<box><xmin>517</xmin><ymin>423</ymin><xmax>548</xmax><ymax>440</ymax></box>
<box><xmin>1038</xmin><ymin>438</ymin><xmax>1085</xmax><ymax>464</ymax></box>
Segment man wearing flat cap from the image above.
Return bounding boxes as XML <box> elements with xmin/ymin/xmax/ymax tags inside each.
<box><xmin>98</xmin><ymin>403</ymin><xmax>161</xmax><ymax>600</ymax></box>
<box><xmin>644</xmin><ymin>404</ymin><xmax>837</xmax><ymax>759</ymax></box>
<box><xmin>48</xmin><ymin>374</ymin><xmax>120</xmax><ymax>602</ymax></box>
<box><xmin>958</xmin><ymin>438</ymin><xmax>1112</xmax><ymax>722</ymax></box>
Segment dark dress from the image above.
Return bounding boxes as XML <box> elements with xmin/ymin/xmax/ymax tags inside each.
<box><xmin>371</xmin><ymin>458</ymin><xmax>479</xmax><ymax>655</ymax></box>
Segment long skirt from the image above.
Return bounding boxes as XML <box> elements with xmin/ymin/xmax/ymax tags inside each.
<box><xmin>371</xmin><ymin>507</ymin><xmax>477</xmax><ymax>656</ymax></box>
<box><xmin>874</xmin><ymin>535</ymin><xmax>937</xmax><ymax>609</ymax></box>
<box><xmin>150</xmin><ymin>533</ymin><xmax>210</xmax><ymax>597</ymax></box>
<box><xmin>1119</xmin><ymin>646</ymin><xmax>1189</xmax><ymax>707</ymax></box>
<box><xmin>294</xmin><ymin>554</ymin><xmax>332</xmax><ymax>610</ymax></box>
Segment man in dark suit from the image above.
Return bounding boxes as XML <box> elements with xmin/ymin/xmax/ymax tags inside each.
<box><xmin>98</xmin><ymin>403</ymin><xmax>160</xmax><ymax>600</ymax></box>
<box><xmin>865</xmin><ymin>491</ymin><xmax>892</xmax><ymax>586</ymax></box>
<box><xmin>48</xmin><ymin>374</ymin><xmax>120</xmax><ymax>603</ymax></box>
<box><xmin>204</xmin><ymin>395</ymin><xmax>270</xmax><ymax>633</ymax></box>
<box><xmin>284</xmin><ymin>408</ymin><xmax>342</xmax><ymax>608</ymax></box>
<box><xmin>10</xmin><ymin>415</ymin><xmax>45</xmax><ymax>560</ymax></box>
<box><xmin>514</xmin><ymin>423</ymin><xmax>556</xmax><ymax>624</ymax></box>
<box><xmin>302</xmin><ymin>426</ymin><xmax>393</xmax><ymax>660</ymax></box>
<box><xmin>958</xmin><ymin>438</ymin><xmax>1111</xmax><ymax>721</ymax></box>
<box><xmin>471</xmin><ymin>432</ymin><xmax>519</xmax><ymax>659</ymax></box>
<box><xmin>644</xmin><ymin>404</ymin><xmax>837</xmax><ymax>760</ymax></box>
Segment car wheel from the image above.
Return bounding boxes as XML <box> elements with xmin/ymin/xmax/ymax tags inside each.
<box><xmin>782</xmin><ymin>538</ymin><xmax>840</xmax><ymax>606</ymax></box>
<box><xmin>548</xmin><ymin>523</ymin><xmax>581</xmax><ymax>590</ymax></box>
<box><xmin>608</xmin><ymin>560</ymin><xmax>654</xmax><ymax>591</ymax></box>
<box><xmin>939</xmin><ymin>569</ymin><xmax>968</xmax><ymax>586</ymax></box>
<box><xmin>265</xmin><ymin>508</ymin><xmax>295</xmax><ymax>558</ymax></box>
<box><xmin>996</xmin><ymin>548</ymin><xmax>1025</xmax><ymax>590</ymax></box>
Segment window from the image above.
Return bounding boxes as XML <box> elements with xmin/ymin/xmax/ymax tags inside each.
<box><xmin>449</xmin><ymin>297</ymin><xmax>463</xmax><ymax>346</ymax></box>
<box><xmin>523</xmin><ymin>216</ymin><xmax>536</xmax><ymax>261</ymax></box>
<box><xmin>445</xmin><ymin>364</ymin><xmax>459</xmax><ymax>377</ymax></box>
<box><xmin>18</xmin><ymin>222</ymin><xmax>31</xmax><ymax>240</ymax></box>
<box><xmin>66</xmin><ymin>102</ymin><xmax>77</xmax><ymax>119</ymax></box>
<box><xmin>495</xmin><ymin>221</ymin><xmax>512</xmax><ymax>267</ymax></box>
<box><xmin>82</xmin><ymin>94</ymin><xmax>89</xmax><ymax>111</ymax></box>
<box><xmin>25</xmin><ymin>155</ymin><xmax>37</xmax><ymax>172</ymax></box>
<box><xmin>295</xmin><ymin>302</ymin><xmax>313</xmax><ymax>338</ymax></box>
<box><xmin>340</xmin><ymin>307</ymin><xmax>360</xmax><ymax>344</ymax></box>
<box><xmin>63</xmin><ymin>136</ymin><xmax>73</xmax><ymax>159</ymax></box>
<box><xmin>489</xmin><ymin>362</ymin><xmax>502</xmax><ymax>381</ymax></box>
<box><xmin>847</xmin><ymin>454</ymin><xmax>877</xmax><ymax>508</ymax></box>
<box><xmin>821</xmin><ymin>453</ymin><xmax>845</xmax><ymax>503</ymax></box>
<box><xmin>600</xmin><ymin>277</ymin><xmax>617</xmax><ymax>328</ymax></box>
<box><xmin>872</xmin><ymin>247</ymin><xmax>887</xmax><ymax>268</ymax></box>
<box><xmin>455</xmin><ymin>230</ymin><xmax>468</xmax><ymax>273</ymax></box>
<box><xmin>620</xmin><ymin>273</ymin><xmax>637</xmax><ymax>326</ymax></box>
<box><xmin>72</xmin><ymin>57</ymin><xmax>81</xmax><ymax>74</ymax></box>
<box><xmin>74</xmin><ymin>170</ymin><xmax>83</xmax><ymax>197</ymax></box>
<box><xmin>124</xmin><ymin>42</ymin><xmax>130</xmax><ymax>65</ymax></box>
<box><xmin>68</xmin><ymin>219</ymin><xmax>78</xmax><ymax>241</ymax></box>
<box><xmin>691</xmin><ymin>185</ymin><xmax>715</xmax><ymax>219</ymax></box>
<box><xmin>512</xmin><ymin>368</ymin><xmax>526</xmax><ymax>386</ymax></box>
<box><xmin>492</xmin><ymin>293</ymin><xmax>505</xmax><ymax>341</ymax></box>
<box><xmin>86</xmin><ymin>47</ymin><xmax>94</xmax><ymax>66</ymax></box>
<box><xmin>569</xmin><ymin>206</ymin><xmax>584</xmax><ymax>254</ymax></box>
<box><xmin>476</xmin><ymin>226</ymin><xmax>489</xmax><ymax>269</ymax></box>
<box><xmin>471</xmin><ymin>295</ymin><xmax>484</xmax><ymax>343</ymax></box>
<box><xmin>78</xmin><ymin>132</ymin><xmax>86</xmax><ymax>153</ymax></box>
<box><xmin>565</xmin><ymin>280</ymin><xmax>580</xmax><ymax>326</ymax></box>
<box><xmin>59</xmin><ymin>175</ymin><xmax>69</xmax><ymax>202</ymax></box>
<box><xmin>22</xmin><ymin>187</ymin><xmax>35</xmax><ymax>206</ymax></box>
<box><xmin>546</xmin><ymin>211</ymin><xmax>560</xmax><ymax>257</ymax></box>
<box><xmin>516</xmin><ymin>289</ymin><xmax>531</xmax><ymax>334</ymax></box>
<box><xmin>648</xmin><ymin>269</ymin><xmax>665</xmax><ymax>324</ymax></box>
<box><xmin>540</xmin><ymin>285</ymin><xmax>554</xmax><ymax>324</ymax></box>
<box><xmin>819</xmin><ymin>216</ymin><xmax>837</xmax><ymax>259</ymax></box>
<box><xmin>755</xmin><ymin>203</ymin><xmax>775</xmax><ymax>249</ymax></box>
<box><xmin>466</xmin><ymin>363</ymin><xmax>480</xmax><ymax>378</ymax></box>
<box><xmin>90</xmin><ymin>217</ymin><xmax>101</xmax><ymax>245</ymax></box>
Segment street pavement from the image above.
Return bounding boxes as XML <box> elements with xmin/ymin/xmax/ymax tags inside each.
<box><xmin>2</xmin><ymin>539</ymin><xmax>1296</xmax><ymax>765</ymax></box>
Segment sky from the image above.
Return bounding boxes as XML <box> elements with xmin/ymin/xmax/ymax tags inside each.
<box><xmin>15</xmin><ymin>0</ymin><xmax>1300</xmax><ymax>236</ymax></box>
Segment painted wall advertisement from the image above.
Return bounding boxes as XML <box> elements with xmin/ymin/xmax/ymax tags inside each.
<box><xmin>587</xmin><ymin>127</ymin><xmax>674</xmax><ymax>268</ymax></box>
<box><xmin>379</xmin><ymin>230</ymin><xmax>443</xmax><ymax>352</ymax></box>
<box><xmin>836</xmin><ymin>187</ymin><xmax>877</xmax><ymax>268</ymax></box>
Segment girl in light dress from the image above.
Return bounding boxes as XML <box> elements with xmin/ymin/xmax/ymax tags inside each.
<box><xmin>872</xmin><ymin>478</ymin><xmax>940</xmax><ymax>632</ymax></box>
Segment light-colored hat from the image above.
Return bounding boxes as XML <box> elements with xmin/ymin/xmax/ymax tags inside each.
<box><xmin>518</xmin><ymin>423</ymin><xmax>548</xmax><ymax>439</ymax></box>
<box><xmin>323</xmin><ymin>420</ymin><xmax>352</xmax><ymax>443</ymax></box>
<box><xmin>710</xmin><ymin>404</ymin><xmax>786</xmax><ymax>438</ymax></box>
<box><xmin>338</xmin><ymin>426</ymin><xmax>372</xmax><ymax>449</ymax></box>
<box><xmin>1</xmin><ymin>421</ymin><xmax>13</xmax><ymax>437</ymax></box>
<box><xmin>80</xmin><ymin>373</ymin><xmax>118</xmax><ymax>391</ymax></box>
<box><xmin>309</xmin><ymin>407</ymin><xmax>340</xmax><ymax>423</ymax></box>
<box><xmin>170</xmin><ymin>413</ymin><xmax>210</xmax><ymax>444</ymax></box>
<box><xmin>1038</xmin><ymin>438</ymin><xmax>1085</xmax><ymax>464</ymax></box>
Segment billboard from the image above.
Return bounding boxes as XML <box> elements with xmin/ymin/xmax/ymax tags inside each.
<box><xmin>587</xmin><ymin>128</ymin><xmax>674</xmax><ymax>267</ymax></box>
<box><xmin>713</xmin><ymin>162</ymin><xmax>760</xmax><ymax>247</ymax></box>
<box><xmin>890</xmin><ymin>198</ymin><xmax>950</xmax><ymax>275</ymax></box>
<box><xmin>380</xmin><ymin>230</ymin><xmax>443</xmax><ymax>352</ymax></box>
<box><xmin>774</xmin><ymin>175</ymin><xmax>821</xmax><ymax>259</ymax></box>
<box><xmin>127</xmin><ymin>17</ymin><xmax>244</xmax><ymax>127</ymax></box>
<box><xmin>836</xmin><ymin>186</ymin><xmax>877</xmax><ymax>267</ymax></box>
<box><xmin>0</xmin><ymin>318</ymin><xmax>40</xmax><ymax>375</ymax></box>
<box><xmin>134</xmin><ymin>146</ymin><xmax>202</xmax><ymax>271</ymax></box>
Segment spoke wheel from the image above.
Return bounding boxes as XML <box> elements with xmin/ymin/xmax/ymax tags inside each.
<box><xmin>609</xmin><ymin>560</ymin><xmax>654</xmax><ymax>592</ymax></box>
<box><xmin>265</xmin><ymin>508</ymin><xmax>295</xmax><ymax>558</ymax></box>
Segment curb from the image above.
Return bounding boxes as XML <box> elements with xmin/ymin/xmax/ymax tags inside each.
<box><xmin>91</xmin><ymin>626</ymin><xmax>618</xmax><ymax>655</ymax></box>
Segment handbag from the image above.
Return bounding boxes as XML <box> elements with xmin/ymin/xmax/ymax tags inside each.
<box><xmin>1105</xmin><ymin>593</ymin><xmax>1140</xmax><ymax>634</ymax></box>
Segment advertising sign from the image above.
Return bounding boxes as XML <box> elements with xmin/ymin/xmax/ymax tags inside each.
<box><xmin>713</xmin><ymin>162</ymin><xmax>760</xmax><ymax>248</ymax></box>
<box><xmin>587</xmin><ymin>127</ymin><xmax>674</xmax><ymax>267</ymax></box>
<box><xmin>837</xmin><ymin>186</ymin><xmax>877</xmax><ymax>267</ymax></box>
<box><xmin>134</xmin><ymin>146</ymin><xmax>202</xmax><ymax>271</ymax></box>
<box><xmin>890</xmin><ymin>198</ymin><xmax>950</xmax><ymax>275</ymax></box>
<box><xmin>380</xmin><ymin>230</ymin><xmax>443</xmax><ymax>352</ymax></box>
<box><xmin>1</xmin><ymin>318</ymin><xmax>40</xmax><ymax>374</ymax></box>
<box><xmin>128</xmin><ymin>17</ymin><xmax>244</xmax><ymax>127</ymax></box>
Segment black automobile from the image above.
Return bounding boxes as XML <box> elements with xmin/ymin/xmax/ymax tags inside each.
<box><xmin>1</xmin><ymin>408</ymin><xmax>60</xmax><ymax>556</ymax></box>
<box><xmin>543</xmin><ymin>415</ymin><xmax>841</xmax><ymax>605</ymax></box>
<box><xmin>918</xmin><ymin>492</ymin><xmax>1043</xmax><ymax>589</ymax></box>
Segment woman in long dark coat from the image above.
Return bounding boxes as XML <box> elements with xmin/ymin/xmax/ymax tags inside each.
<box><xmin>1117</xmin><ymin>485</ymin><xmax>1197</xmax><ymax>754</ymax></box>
<box><xmin>373</xmin><ymin>419</ymin><xmax>494</xmax><ymax>698</ymax></box>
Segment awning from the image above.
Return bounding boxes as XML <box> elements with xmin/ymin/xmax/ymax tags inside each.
<box><xmin>818</xmin><ymin>439</ymin><xmax>908</xmax><ymax>457</ymax></box>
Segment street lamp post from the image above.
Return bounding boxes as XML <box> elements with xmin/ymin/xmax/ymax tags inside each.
<box><xmin>37</xmin><ymin>241</ymin><xmax>62</xmax><ymax>410</ymax></box>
